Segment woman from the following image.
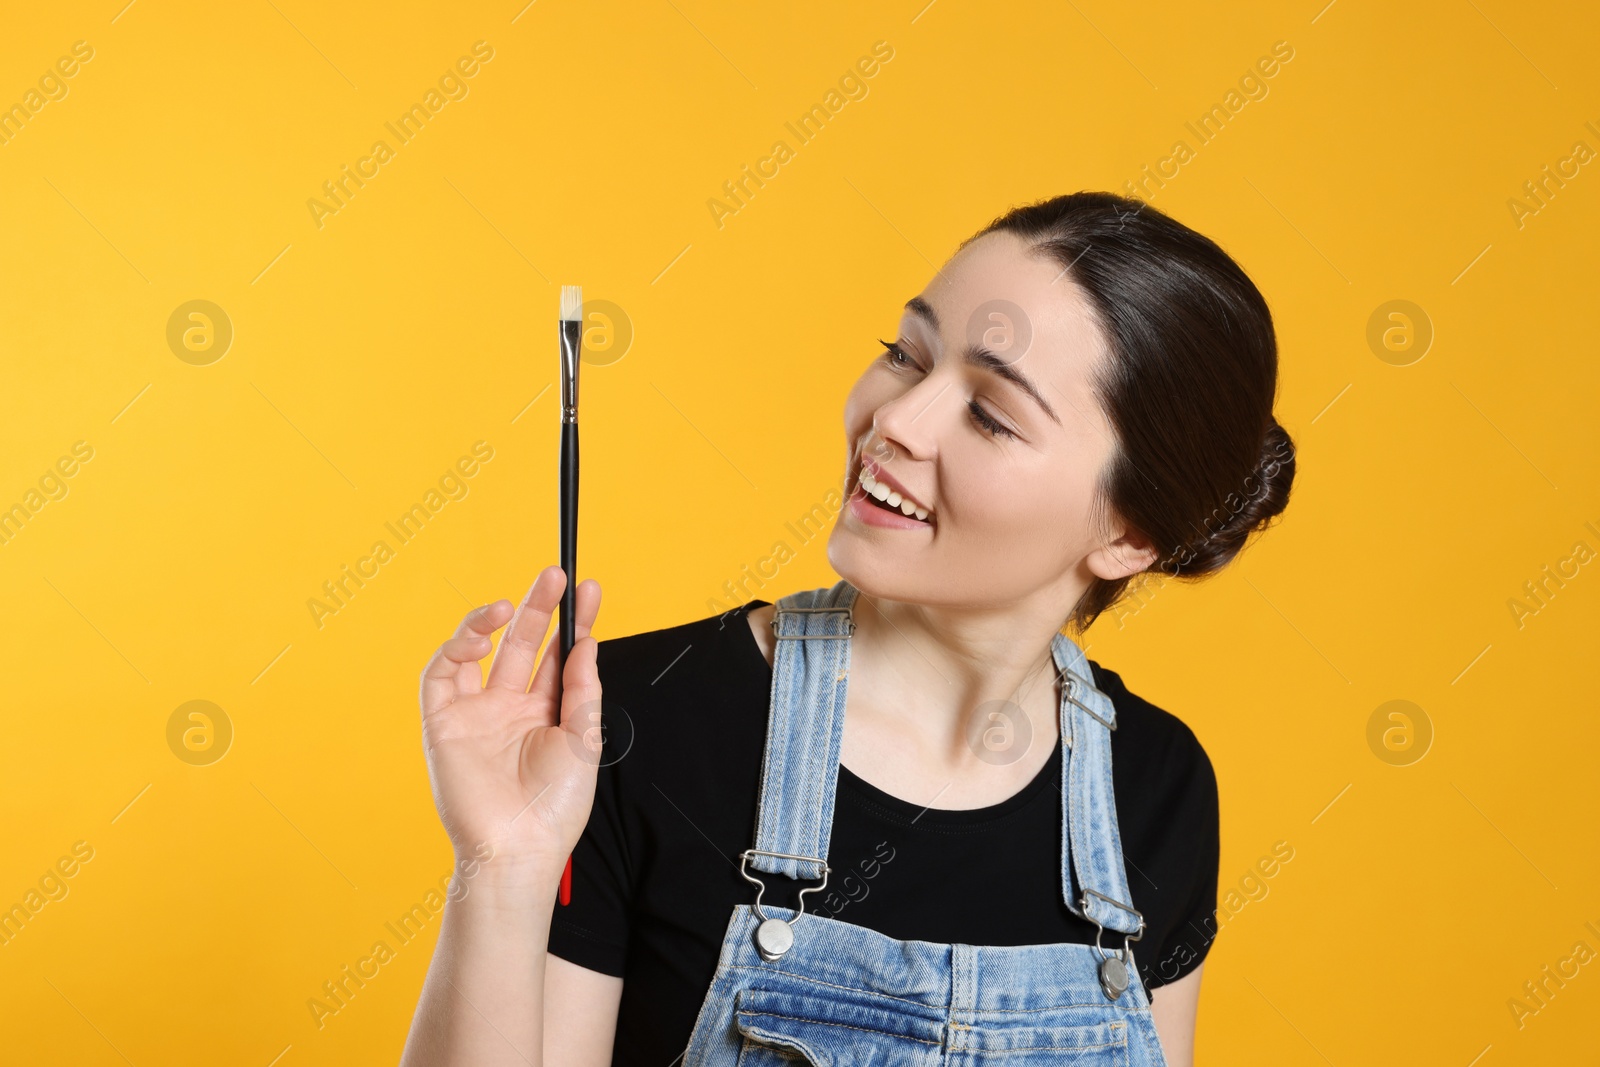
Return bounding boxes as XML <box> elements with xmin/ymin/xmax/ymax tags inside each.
<box><xmin>400</xmin><ymin>192</ymin><xmax>1295</xmax><ymax>1066</ymax></box>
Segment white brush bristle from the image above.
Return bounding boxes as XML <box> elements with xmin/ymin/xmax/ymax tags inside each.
<box><xmin>560</xmin><ymin>285</ymin><xmax>583</xmax><ymax>321</ymax></box>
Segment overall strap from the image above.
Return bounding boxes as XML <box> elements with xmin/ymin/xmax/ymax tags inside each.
<box><xmin>746</xmin><ymin>579</ymin><xmax>859</xmax><ymax>882</ymax></box>
<box><xmin>1051</xmin><ymin>632</ymin><xmax>1146</xmax><ymax>939</ymax></box>
<box><xmin>745</xmin><ymin>581</ymin><xmax>1145</xmax><ymax>946</ymax></box>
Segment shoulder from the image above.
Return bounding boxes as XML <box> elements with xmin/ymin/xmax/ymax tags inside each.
<box><xmin>592</xmin><ymin>601</ymin><xmax>773</xmax><ymax>759</ymax></box>
<box><xmin>596</xmin><ymin>601</ymin><xmax>768</xmax><ymax>691</ymax></box>
<box><xmin>587</xmin><ymin>603</ymin><xmax>774</xmax><ymax>841</ymax></box>
<box><xmin>1088</xmin><ymin>658</ymin><xmax>1218</xmax><ymax>811</ymax></box>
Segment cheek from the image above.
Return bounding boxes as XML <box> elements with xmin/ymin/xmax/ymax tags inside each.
<box><xmin>946</xmin><ymin>455</ymin><xmax>1084</xmax><ymax>548</ymax></box>
<box><xmin>949</xmin><ymin>463</ymin><xmax>1037</xmax><ymax>529</ymax></box>
<box><xmin>842</xmin><ymin>369</ymin><xmax>892</xmax><ymax>435</ymax></box>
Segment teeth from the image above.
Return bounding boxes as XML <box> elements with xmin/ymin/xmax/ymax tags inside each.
<box><xmin>857</xmin><ymin>469</ymin><xmax>931</xmax><ymax>522</ymax></box>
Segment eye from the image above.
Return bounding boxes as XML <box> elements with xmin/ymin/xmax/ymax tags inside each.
<box><xmin>877</xmin><ymin>338</ymin><xmax>916</xmax><ymax>370</ymax></box>
<box><xmin>879</xmin><ymin>339</ymin><xmax>1015</xmax><ymax>439</ymax></box>
<box><xmin>967</xmin><ymin>399</ymin><xmax>1016</xmax><ymax>439</ymax></box>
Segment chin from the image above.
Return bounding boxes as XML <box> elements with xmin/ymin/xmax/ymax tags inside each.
<box><xmin>824</xmin><ymin>528</ymin><xmax>926</xmax><ymax>605</ymax></box>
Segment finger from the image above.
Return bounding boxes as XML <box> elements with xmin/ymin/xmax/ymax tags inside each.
<box><xmin>526</xmin><ymin>578</ymin><xmax>601</xmax><ymax>703</ymax></box>
<box><xmin>420</xmin><ymin>602</ymin><xmax>510</xmax><ymax>713</ymax></box>
<box><xmin>454</xmin><ymin>599</ymin><xmax>514</xmax><ymax>641</ymax></box>
<box><xmin>484</xmin><ymin>566</ymin><xmax>566</xmax><ymax>693</ymax></box>
<box><xmin>558</xmin><ymin>635</ymin><xmax>604</xmax><ymax>763</ymax></box>
<box><xmin>575</xmin><ymin>577</ymin><xmax>601</xmax><ymax>633</ymax></box>
<box><xmin>447</xmin><ymin>600</ymin><xmax>514</xmax><ymax>697</ymax></box>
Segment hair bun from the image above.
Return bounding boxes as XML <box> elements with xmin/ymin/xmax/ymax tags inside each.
<box><xmin>1163</xmin><ymin>418</ymin><xmax>1296</xmax><ymax>578</ymax></box>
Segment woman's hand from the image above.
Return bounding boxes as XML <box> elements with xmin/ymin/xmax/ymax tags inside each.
<box><xmin>418</xmin><ymin>566</ymin><xmax>603</xmax><ymax>887</ymax></box>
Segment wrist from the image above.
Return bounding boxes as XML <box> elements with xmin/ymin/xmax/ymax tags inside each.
<box><xmin>443</xmin><ymin>851</ymin><xmax>568</xmax><ymax>909</ymax></box>
<box><xmin>438</xmin><ymin>877</ymin><xmax>557</xmax><ymax>956</ymax></box>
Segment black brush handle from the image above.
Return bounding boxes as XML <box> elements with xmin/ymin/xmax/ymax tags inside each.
<box><xmin>559</xmin><ymin>420</ymin><xmax>579</xmax><ymax>661</ymax></box>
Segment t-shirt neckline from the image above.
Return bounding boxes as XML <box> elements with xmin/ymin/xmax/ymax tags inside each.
<box><xmin>733</xmin><ymin>598</ymin><xmax>1064</xmax><ymax>827</ymax></box>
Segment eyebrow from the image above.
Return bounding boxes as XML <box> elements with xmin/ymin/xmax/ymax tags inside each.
<box><xmin>904</xmin><ymin>296</ymin><xmax>1060</xmax><ymax>425</ymax></box>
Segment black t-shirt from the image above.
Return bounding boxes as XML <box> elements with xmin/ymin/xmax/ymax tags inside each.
<box><xmin>548</xmin><ymin>599</ymin><xmax>1220</xmax><ymax>1063</ymax></box>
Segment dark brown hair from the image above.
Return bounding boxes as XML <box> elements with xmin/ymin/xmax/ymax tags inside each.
<box><xmin>962</xmin><ymin>191</ymin><xmax>1296</xmax><ymax>633</ymax></box>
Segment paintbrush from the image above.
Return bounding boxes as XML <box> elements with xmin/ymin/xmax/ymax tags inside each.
<box><xmin>557</xmin><ymin>284</ymin><xmax>582</xmax><ymax>905</ymax></box>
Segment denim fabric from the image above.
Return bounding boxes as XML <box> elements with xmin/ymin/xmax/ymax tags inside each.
<box><xmin>683</xmin><ymin>580</ymin><xmax>1169</xmax><ymax>1065</ymax></box>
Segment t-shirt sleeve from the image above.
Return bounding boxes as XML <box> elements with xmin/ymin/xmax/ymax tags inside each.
<box><xmin>1145</xmin><ymin>731</ymin><xmax>1221</xmax><ymax>991</ymax></box>
<box><xmin>546</xmin><ymin>695</ymin><xmax>635</xmax><ymax>977</ymax></box>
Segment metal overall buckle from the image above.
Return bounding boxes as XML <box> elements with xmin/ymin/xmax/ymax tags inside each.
<box><xmin>770</xmin><ymin>605</ymin><xmax>856</xmax><ymax>640</ymax></box>
<box><xmin>1064</xmin><ymin>668</ymin><xmax>1117</xmax><ymax>731</ymax></box>
<box><xmin>1081</xmin><ymin>887</ymin><xmax>1145</xmax><ymax>1001</ymax></box>
<box><xmin>738</xmin><ymin>848</ymin><xmax>831</xmax><ymax>961</ymax></box>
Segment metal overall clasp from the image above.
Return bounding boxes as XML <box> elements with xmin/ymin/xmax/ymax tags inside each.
<box><xmin>1081</xmin><ymin>887</ymin><xmax>1146</xmax><ymax>1001</ymax></box>
<box><xmin>770</xmin><ymin>608</ymin><xmax>856</xmax><ymax>641</ymax></box>
<box><xmin>738</xmin><ymin>848</ymin><xmax>831</xmax><ymax>962</ymax></box>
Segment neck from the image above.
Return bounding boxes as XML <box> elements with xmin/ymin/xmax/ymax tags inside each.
<box><xmin>845</xmin><ymin>588</ymin><xmax>1069</xmax><ymax>765</ymax></box>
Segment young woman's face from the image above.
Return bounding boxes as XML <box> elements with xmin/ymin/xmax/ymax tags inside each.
<box><xmin>828</xmin><ymin>230</ymin><xmax>1145</xmax><ymax>611</ymax></box>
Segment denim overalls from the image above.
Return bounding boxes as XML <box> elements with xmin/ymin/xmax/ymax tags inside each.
<box><xmin>681</xmin><ymin>580</ymin><xmax>1171</xmax><ymax>1066</ymax></box>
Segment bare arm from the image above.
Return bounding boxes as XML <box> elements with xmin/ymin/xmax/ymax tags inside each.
<box><xmin>399</xmin><ymin>885</ymin><xmax>623</xmax><ymax>1065</ymax></box>
<box><xmin>1150</xmin><ymin>961</ymin><xmax>1204</xmax><ymax>1067</ymax></box>
<box><xmin>544</xmin><ymin>956</ymin><xmax>624</xmax><ymax>1066</ymax></box>
<box><xmin>399</xmin><ymin>873</ymin><xmax>558</xmax><ymax>1064</ymax></box>
<box><xmin>398</xmin><ymin>566</ymin><xmax>618</xmax><ymax>1066</ymax></box>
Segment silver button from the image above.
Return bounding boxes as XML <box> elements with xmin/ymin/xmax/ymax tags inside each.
<box><xmin>753</xmin><ymin>917</ymin><xmax>795</xmax><ymax>961</ymax></box>
<box><xmin>1098</xmin><ymin>955</ymin><xmax>1129</xmax><ymax>1000</ymax></box>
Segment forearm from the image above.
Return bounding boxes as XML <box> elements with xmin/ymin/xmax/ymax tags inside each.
<box><xmin>399</xmin><ymin>867</ymin><xmax>560</xmax><ymax>1067</ymax></box>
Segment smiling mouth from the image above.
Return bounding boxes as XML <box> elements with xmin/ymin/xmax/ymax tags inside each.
<box><xmin>854</xmin><ymin>466</ymin><xmax>933</xmax><ymax>523</ymax></box>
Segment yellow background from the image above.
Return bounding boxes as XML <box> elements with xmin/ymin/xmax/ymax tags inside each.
<box><xmin>2</xmin><ymin>0</ymin><xmax>1597</xmax><ymax>1063</ymax></box>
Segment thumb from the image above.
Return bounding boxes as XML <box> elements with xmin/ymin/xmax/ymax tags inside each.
<box><xmin>559</xmin><ymin>635</ymin><xmax>604</xmax><ymax>755</ymax></box>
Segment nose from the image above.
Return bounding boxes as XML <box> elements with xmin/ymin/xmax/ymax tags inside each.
<box><xmin>867</xmin><ymin>374</ymin><xmax>949</xmax><ymax>467</ymax></box>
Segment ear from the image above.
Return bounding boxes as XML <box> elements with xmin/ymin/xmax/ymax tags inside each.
<box><xmin>1085</xmin><ymin>523</ymin><xmax>1159</xmax><ymax>582</ymax></box>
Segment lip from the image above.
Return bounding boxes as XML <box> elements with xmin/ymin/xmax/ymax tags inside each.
<box><xmin>858</xmin><ymin>456</ymin><xmax>931</xmax><ymax>516</ymax></box>
<box><xmin>847</xmin><ymin>453</ymin><xmax>934</xmax><ymax>530</ymax></box>
<box><xmin>846</xmin><ymin>484</ymin><xmax>933</xmax><ymax>530</ymax></box>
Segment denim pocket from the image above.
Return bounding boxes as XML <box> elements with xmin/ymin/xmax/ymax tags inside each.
<box><xmin>734</xmin><ymin>1034</ymin><xmax>816</xmax><ymax>1067</ymax></box>
<box><xmin>960</xmin><ymin>1017</ymin><xmax>1129</xmax><ymax>1066</ymax></box>
<box><xmin>733</xmin><ymin>985</ymin><xmax>944</xmax><ymax>1066</ymax></box>
<box><xmin>732</xmin><ymin>984</ymin><xmax>1133</xmax><ymax>1066</ymax></box>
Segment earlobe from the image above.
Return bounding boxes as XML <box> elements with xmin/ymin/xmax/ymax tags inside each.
<box><xmin>1086</xmin><ymin>533</ymin><xmax>1160</xmax><ymax>582</ymax></box>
